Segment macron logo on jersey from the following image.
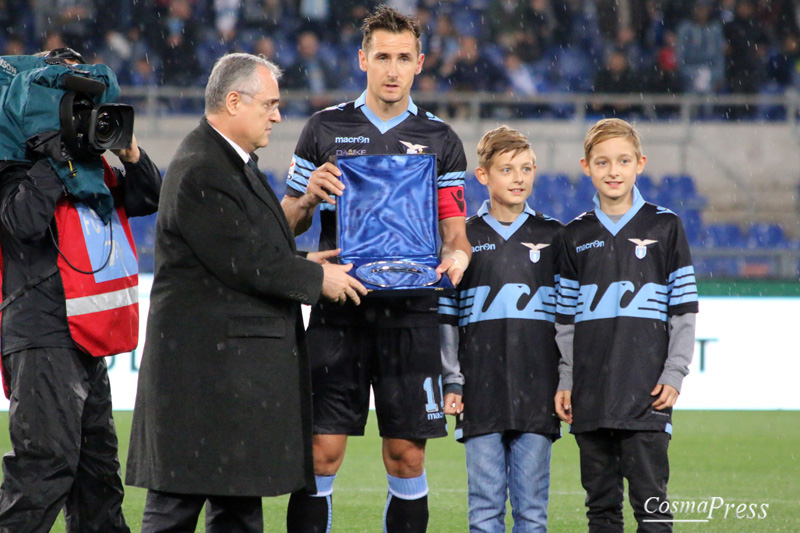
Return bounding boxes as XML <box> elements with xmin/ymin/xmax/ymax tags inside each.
<box><xmin>472</xmin><ymin>243</ymin><xmax>495</xmax><ymax>253</ymax></box>
<box><xmin>399</xmin><ymin>141</ymin><xmax>429</xmax><ymax>154</ymax></box>
<box><xmin>522</xmin><ymin>242</ymin><xmax>550</xmax><ymax>263</ymax></box>
<box><xmin>334</xmin><ymin>136</ymin><xmax>370</xmax><ymax>144</ymax></box>
<box><xmin>629</xmin><ymin>238</ymin><xmax>658</xmax><ymax>259</ymax></box>
<box><xmin>576</xmin><ymin>240</ymin><xmax>605</xmax><ymax>254</ymax></box>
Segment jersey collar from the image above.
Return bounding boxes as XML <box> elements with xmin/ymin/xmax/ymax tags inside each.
<box><xmin>593</xmin><ymin>185</ymin><xmax>646</xmax><ymax>236</ymax></box>
<box><xmin>355</xmin><ymin>91</ymin><xmax>417</xmax><ymax>134</ymax></box>
<box><xmin>477</xmin><ymin>199</ymin><xmax>535</xmax><ymax>241</ymax></box>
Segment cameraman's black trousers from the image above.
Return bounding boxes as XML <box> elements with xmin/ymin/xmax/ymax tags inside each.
<box><xmin>0</xmin><ymin>347</ymin><xmax>129</xmax><ymax>533</ymax></box>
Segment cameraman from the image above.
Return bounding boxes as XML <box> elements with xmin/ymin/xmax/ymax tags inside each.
<box><xmin>0</xmin><ymin>49</ymin><xmax>161</xmax><ymax>532</ymax></box>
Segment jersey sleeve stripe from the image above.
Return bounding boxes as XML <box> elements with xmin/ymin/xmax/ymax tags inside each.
<box><xmin>437</xmin><ymin>171</ymin><xmax>466</xmax><ymax>188</ymax></box>
<box><xmin>293</xmin><ymin>155</ymin><xmax>317</xmax><ymax>174</ymax></box>
<box><xmin>286</xmin><ymin>155</ymin><xmax>317</xmax><ymax>194</ymax></box>
<box><xmin>670</xmin><ymin>285</ymin><xmax>698</xmax><ymax>297</ymax></box>
<box><xmin>438</xmin><ymin>296</ymin><xmax>459</xmax><ymax>315</ymax></box>
<box><xmin>287</xmin><ymin>179</ymin><xmax>306</xmax><ymax>194</ymax></box>
<box><xmin>667</xmin><ymin>266</ymin><xmax>696</xmax><ymax>284</ymax></box>
<box><xmin>670</xmin><ymin>293</ymin><xmax>699</xmax><ymax>306</ymax></box>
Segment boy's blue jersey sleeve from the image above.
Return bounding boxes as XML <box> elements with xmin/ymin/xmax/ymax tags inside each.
<box><xmin>666</xmin><ymin>215</ymin><xmax>699</xmax><ymax>316</ymax></box>
<box><xmin>438</xmin><ymin>293</ymin><xmax>461</xmax><ymax>326</ymax></box>
<box><xmin>556</xmin><ymin>225</ymin><xmax>579</xmax><ymax>325</ymax></box>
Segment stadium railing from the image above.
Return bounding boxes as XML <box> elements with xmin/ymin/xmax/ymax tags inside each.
<box><xmin>118</xmin><ymin>87</ymin><xmax>800</xmax><ymax>124</ymax></box>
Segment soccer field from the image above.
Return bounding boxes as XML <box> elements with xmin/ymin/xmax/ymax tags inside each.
<box><xmin>2</xmin><ymin>410</ymin><xmax>798</xmax><ymax>532</ymax></box>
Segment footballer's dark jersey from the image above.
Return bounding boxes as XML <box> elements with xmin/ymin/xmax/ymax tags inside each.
<box><xmin>440</xmin><ymin>201</ymin><xmax>562</xmax><ymax>441</ymax></box>
<box><xmin>556</xmin><ymin>187</ymin><xmax>699</xmax><ymax>434</ymax></box>
<box><xmin>286</xmin><ymin>92</ymin><xmax>467</xmax><ymax>326</ymax></box>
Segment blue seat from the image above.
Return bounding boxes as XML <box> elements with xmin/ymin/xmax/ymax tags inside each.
<box><xmin>659</xmin><ymin>174</ymin><xmax>707</xmax><ymax>211</ymax></box>
<box><xmin>128</xmin><ymin>213</ymin><xmax>158</xmax><ymax>273</ymax></box>
<box><xmin>294</xmin><ymin>213</ymin><xmax>321</xmax><ymax>252</ymax></box>
<box><xmin>693</xmin><ymin>257</ymin><xmax>742</xmax><ymax>278</ymax></box>
<box><xmin>702</xmin><ymin>223</ymin><xmax>745</xmax><ymax>248</ymax></box>
<box><xmin>464</xmin><ymin>173</ymin><xmax>488</xmax><ymax>216</ymax></box>
<box><xmin>746</xmin><ymin>223</ymin><xmax>788</xmax><ymax>248</ymax></box>
<box><xmin>635</xmin><ymin>174</ymin><xmax>658</xmax><ymax>202</ymax></box>
<box><xmin>533</xmin><ymin>173</ymin><xmax>572</xmax><ymax>205</ymax></box>
<box><xmin>679</xmin><ymin>210</ymin><xmax>704</xmax><ymax>246</ymax></box>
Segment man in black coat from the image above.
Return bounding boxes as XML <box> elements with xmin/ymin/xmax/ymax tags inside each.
<box><xmin>125</xmin><ymin>52</ymin><xmax>366</xmax><ymax>532</ymax></box>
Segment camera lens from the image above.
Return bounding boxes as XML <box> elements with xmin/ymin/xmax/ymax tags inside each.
<box><xmin>88</xmin><ymin>104</ymin><xmax>134</xmax><ymax>152</ymax></box>
<box><xmin>94</xmin><ymin>111</ymin><xmax>120</xmax><ymax>143</ymax></box>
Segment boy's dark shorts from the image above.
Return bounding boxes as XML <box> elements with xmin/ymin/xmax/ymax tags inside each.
<box><xmin>306</xmin><ymin>322</ymin><xmax>447</xmax><ymax>440</ymax></box>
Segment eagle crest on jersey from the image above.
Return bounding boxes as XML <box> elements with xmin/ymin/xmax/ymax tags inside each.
<box><xmin>399</xmin><ymin>140</ymin><xmax>429</xmax><ymax>154</ymax></box>
<box><xmin>628</xmin><ymin>238</ymin><xmax>657</xmax><ymax>259</ymax></box>
<box><xmin>521</xmin><ymin>242</ymin><xmax>550</xmax><ymax>263</ymax></box>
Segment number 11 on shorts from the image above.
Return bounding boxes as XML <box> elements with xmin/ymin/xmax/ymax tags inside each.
<box><xmin>423</xmin><ymin>375</ymin><xmax>444</xmax><ymax>413</ymax></box>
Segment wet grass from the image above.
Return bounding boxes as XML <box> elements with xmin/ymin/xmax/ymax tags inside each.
<box><xmin>1</xmin><ymin>410</ymin><xmax>798</xmax><ymax>531</ymax></box>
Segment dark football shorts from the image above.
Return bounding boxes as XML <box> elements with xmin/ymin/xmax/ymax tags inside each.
<box><xmin>306</xmin><ymin>322</ymin><xmax>448</xmax><ymax>440</ymax></box>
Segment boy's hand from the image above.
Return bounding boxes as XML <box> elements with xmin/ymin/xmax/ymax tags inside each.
<box><xmin>555</xmin><ymin>390</ymin><xmax>573</xmax><ymax>424</ymax></box>
<box><xmin>651</xmin><ymin>383</ymin><xmax>679</xmax><ymax>410</ymax></box>
<box><xmin>444</xmin><ymin>392</ymin><xmax>463</xmax><ymax>415</ymax></box>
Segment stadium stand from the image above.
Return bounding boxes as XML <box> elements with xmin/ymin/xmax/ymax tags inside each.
<box><xmin>5</xmin><ymin>2</ymin><xmax>796</xmax><ymax>278</ymax></box>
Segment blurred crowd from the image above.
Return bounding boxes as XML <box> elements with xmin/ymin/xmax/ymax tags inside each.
<box><xmin>1</xmin><ymin>0</ymin><xmax>799</xmax><ymax>114</ymax></box>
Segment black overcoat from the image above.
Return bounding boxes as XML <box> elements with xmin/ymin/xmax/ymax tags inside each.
<box><xmin>126</xmin><ymin>118</ymin><xmax>322</xmax><ymax>496</ymax></box>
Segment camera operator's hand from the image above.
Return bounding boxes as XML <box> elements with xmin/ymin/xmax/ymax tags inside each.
<box><xmin>112</xmin><ymin>134</ymin><xmax>140</xmax><ymax>164</ymax></box>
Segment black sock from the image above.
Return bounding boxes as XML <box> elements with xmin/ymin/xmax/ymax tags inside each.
<box><xmin>384</xmin><ymin>494</ymin><xmax>429</xmax><ymax>533</ymax></box>
<box><xmin>286</xmin><ymin>490</ymin><xmax>332</xmax><ymax>533</ymax></box>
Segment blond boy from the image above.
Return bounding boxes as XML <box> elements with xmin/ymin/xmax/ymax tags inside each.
<box><xmin>554</xmin><ymin>118</ymin><xmax>699</xmax><ymax>532</ymax></box>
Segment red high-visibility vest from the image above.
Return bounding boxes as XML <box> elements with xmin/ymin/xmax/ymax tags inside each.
<box><xmin>0</xmin><ymin>158</ymin><xmax>139</xmax><ymax>358</ymax></box>
<box><xmin>55</xmin><ymin>158</ymin><xmax>139</xmax><ymax>356</ymax></box>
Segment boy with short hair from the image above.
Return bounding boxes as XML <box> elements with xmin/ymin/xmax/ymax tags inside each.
<box><xmin>554</xmin><ymin>118</ymin><xmax>699</xmax><ymax>532</ymax></box>
<box><xmin>440</xmin><ymin>126</ymin><xmax>562</xmax><ymax>532</ymax></box>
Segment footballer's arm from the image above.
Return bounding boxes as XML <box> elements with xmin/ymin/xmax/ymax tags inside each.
<box><xmin>436</xmin><ymin>216</ymin><xmax>471</xmax><ymax>286</ymax></box>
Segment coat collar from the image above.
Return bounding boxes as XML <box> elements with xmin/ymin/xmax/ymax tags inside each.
<box><xmin>199</xmin><ymin>117</ymin><xmax>295</xmax><ymax>250</ymax></box>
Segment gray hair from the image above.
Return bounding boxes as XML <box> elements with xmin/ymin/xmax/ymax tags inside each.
<box><xmin>204</xmin><ymin>53</ymin><xmax>282</xmax><ymax>114</ymax></box>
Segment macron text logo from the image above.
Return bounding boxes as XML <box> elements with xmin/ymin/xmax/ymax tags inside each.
<box><xmin>335</xmin><ymin>136</ymin><xmax>370</xmax><ymax>144</ymax></box>
<box><xmin>576</xmin><ymin>240</ymin><xmax>604</xmax><ymax>253</ymax></box>
<box><xmin>472</xmin><ymin>243</ymin><xmax>495</xmax><ymax>253</ymax></box>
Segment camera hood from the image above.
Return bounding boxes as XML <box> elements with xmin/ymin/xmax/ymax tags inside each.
<box><xmin>59</xmin><ymin>89</ymin><xmax>133</xmax><ymax>159</ymax></box>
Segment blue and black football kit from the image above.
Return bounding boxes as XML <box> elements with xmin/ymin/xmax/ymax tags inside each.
<box><xmin>286</xmin><ymin>92</ymin><xmax>467</xmax><ymax>439</ymax></box>
<box><xmin>439</xmin><ymin>201</ymin><xmax>562</xmax><ymax>441</ymax></box>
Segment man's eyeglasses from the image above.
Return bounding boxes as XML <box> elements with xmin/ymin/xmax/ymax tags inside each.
<box><xmin>239</xmin><ymin>92</ymin><xmax>280</xmax><ymax>113</ymax></box>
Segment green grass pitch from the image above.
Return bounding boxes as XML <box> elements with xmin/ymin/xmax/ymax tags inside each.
<box><xmin>1</xmin><ymin>410</ymin><xmax>798</xmax><ymax>531</ymax></box>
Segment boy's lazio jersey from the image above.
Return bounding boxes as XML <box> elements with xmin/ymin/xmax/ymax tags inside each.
<box><xmin>556</xmin><ymin>188</ymin><xmax>699</xmax><ymax>433</ymax></box>
<box><xmin>440</xmin><ymin>201</ymin><xmax>563</xmax><ymax>440</ymax></box>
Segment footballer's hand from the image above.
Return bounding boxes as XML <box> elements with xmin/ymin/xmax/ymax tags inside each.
<box><xmin>305</xmin><ymin>162</ymin><xmax>344</xmax><ymax>206</ymax></box>
<box><xmin>307</xmin><ymin>248</ymin><xmax>341</xmax><ymax>265</ymax></box>
<box><xmin>651</xmin><ymin>383</ymin><xmax>679</xmax><ymax>410</ymax></box>
<box><xmin>436</xmin><ymin>250</ymin><xmax>469</xmax><ymax>286</ymax></box>
<box><xmin>444</xmin><ymin>392</ymin><xmax>463</xmax><ymax>415</ymax></box>
<box><xmin>321</xmin><ymin>262</ymin><xmax>368</xmax><ymax>306</ymax></box>
<box><xmin>555</xmin><ymin>390</ymin><xmax>573</xmax><ymax>424</ymax></box>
